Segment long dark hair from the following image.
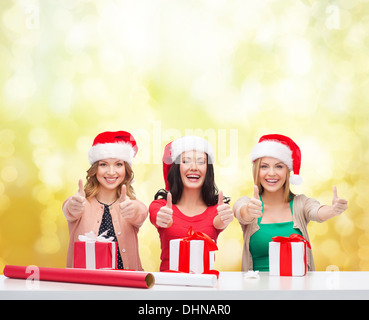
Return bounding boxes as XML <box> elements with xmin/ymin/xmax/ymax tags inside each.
<box><xmin>154</xmin><ymin>155</ymin><xmax>230</xmax><ymax>206</ymax></box>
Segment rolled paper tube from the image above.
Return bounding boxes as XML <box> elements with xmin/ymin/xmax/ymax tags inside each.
<box><xmin>3</xmin><ymin>265</ymin><xmax>155</xmax><ymax>289</ymax></box>
<box><xmin>152</xmin><ymin>272</ymin><xmax>217</xmax><ymax>287</ymax></box>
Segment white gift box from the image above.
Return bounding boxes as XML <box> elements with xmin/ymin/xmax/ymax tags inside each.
<box><xmin>269</xmin><ymin>241</ymin><xmax>307</xmax><ymax>277</ymax></box>
<box><xmin>169</xmin><ymin>239</ymin><xmax>215</xmax><ymax>274</ymax></box>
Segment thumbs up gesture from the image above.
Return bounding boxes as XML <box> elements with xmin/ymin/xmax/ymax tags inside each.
<box><xmin>156</xmin><ymin>192</ymin><xmax>173</xmax><ymax>228</ymax></box>
<box><xmin>216</xmin><ymin>191</ymin><xmax>233</xmax><ymax>227</ymax></box>
<box><xmin>119</xmin><ymin>184</ymin><xmax>136</xmax><ymax>219</ymax></box>
<box><xmin>67</xmin><ymin>179</ymin><xmax>86</xmax><ymax>216</ymax></box>
<box><xmin>331</xmin><ymin>186</ymin><xmax>348</xmax><ymax>216</ymax></box>
<box><xmin>245</xmin><ymin>185</ymin><xmax>263</xmax><ymax>220</ymax></box>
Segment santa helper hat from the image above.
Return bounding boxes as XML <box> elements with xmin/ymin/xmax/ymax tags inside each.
<box><xmin>250</xmin><ymin>134</ymin><xmax>303</xmax><ymax>185</ymax></box>
<box><xmin>88</xmin><ymin>131</ymin><xmax>138</xmax><ymax>166</ymax></box>
<box><xmin>162</xmin><ymin>136</ymin><xmax>215</xmax><ymax>190</ymax></box>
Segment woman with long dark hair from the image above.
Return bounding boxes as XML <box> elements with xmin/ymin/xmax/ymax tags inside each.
<box><xmin>149</xmin><ymin>136</ymin><xmax>233</xmax><ymax>271</ymax></box>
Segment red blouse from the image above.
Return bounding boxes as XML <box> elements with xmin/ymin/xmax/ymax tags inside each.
<box><xmin>149</xmin><ymin>199</ymin><xmax>222</xmax><ymax>271</ymax></box>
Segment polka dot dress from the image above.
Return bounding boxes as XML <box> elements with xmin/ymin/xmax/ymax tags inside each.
<box><xmin>97</xmin><ymin>202</ymin><xmax>124</xmax><ymax>269</ymax></box>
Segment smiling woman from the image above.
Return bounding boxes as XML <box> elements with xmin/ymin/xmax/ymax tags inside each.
<box><xmin>85</xmin><ymin>159</ymin><xmax>134</xmax><ymax>201</ymax></box>
<box><xmin>62</xmin><ymin>131</ymin><xmax>148</xmax><ymax>270</ymax></box>
<box><xmin>149</xmin><ymin>136</ymin><xmax>233</xmax><ymax>271</ymax></box>
<box><xmin>233</xmin><ymin>134</ymin><xmax>348</xmax><ymax>272</ymax></box>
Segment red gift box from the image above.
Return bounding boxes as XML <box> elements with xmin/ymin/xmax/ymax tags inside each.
<box><xmin>73</xmin><ymin>231</ymin><xmax>117</xmax><ymax>269</ymax></box>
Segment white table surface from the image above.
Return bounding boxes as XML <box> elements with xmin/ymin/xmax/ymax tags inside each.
<box><xmin>1</xmin><ymin>271</ymin><xmax>369</xmax><ymax>300</ymax></box>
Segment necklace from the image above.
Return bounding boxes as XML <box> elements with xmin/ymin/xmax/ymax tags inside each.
<box><xmin>96</xmin><ymin>197</ymin><xmax>118</xmax><ymax>210</ymax></box>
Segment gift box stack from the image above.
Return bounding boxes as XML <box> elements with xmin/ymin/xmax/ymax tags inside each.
<box><xmin>269</xmin><ymin>234</ymin><xmax>311</xmax><ymax>277</ymax></box>
<box><xmin>169</xmin><ymin>227</ymin><xmax>219</xmax><ymax>277</ymax></box>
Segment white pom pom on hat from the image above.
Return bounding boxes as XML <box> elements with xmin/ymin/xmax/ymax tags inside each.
<box><xmin>250</xmin><ymin>134</ymin><xmax>302</xmax><ymax>185</ymax></box>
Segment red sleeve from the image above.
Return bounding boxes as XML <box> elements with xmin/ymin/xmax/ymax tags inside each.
<box><xmin>149</xmin><ymin>199</ymin><xmax>167</xmax><ymax>228</ymax></box>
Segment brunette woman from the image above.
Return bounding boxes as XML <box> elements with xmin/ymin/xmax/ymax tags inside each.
<box><xmin>149</xmin><ymin>136</ymin><xmax>233</xmax><ymax>271</ymax></box>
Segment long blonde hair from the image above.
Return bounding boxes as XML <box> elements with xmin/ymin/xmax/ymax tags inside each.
<box><xmin>84</xmin><ymin>161</ymin><xmax>136</xmax><ymax>200</ymax></box>
<box><xmin>252</xmin><ymin>158</ymin><xmax>295</xmax><ymax>202</ymax></box>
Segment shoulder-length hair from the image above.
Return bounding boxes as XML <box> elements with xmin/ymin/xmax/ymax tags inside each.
<box><xmin>252</xmin><ymin>158</ymin><xmax>295</xmax><ymax>202</ymax></box>
<box><xmin>155</xmin><ymin>155</ymin><xmax>230</xmax><ymax>206</ymax></box>
<box><xmin>84</xmin><ymin>161</ymin><xmax>136</xmax><ymax>200</ymax></box>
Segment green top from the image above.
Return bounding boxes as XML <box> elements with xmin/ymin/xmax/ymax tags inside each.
<box><xmin>249</xmin><ymin>197</ymin><xmax>303</xmax><ymax>271</ymax></box>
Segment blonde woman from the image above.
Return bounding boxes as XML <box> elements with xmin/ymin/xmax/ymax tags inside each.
<box><xmin>233</xmin><ymin>134</ymin><xmax>348</xmax><ymax>272</ymax></box>
<box><xmin>63</xmin><ymin>131</ymin><xmax>147</xmax><ymax>270</ymax></box>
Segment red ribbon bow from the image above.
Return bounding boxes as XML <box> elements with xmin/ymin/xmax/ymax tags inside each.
<box><xmin>272</xmin><ymin>234</ymin><xmax>311</xmax><ymax>276</ymax></box>
<box><xmin>272</xmin><ymin>234</ymin><xmax>311</xmax><ymax>249</ymax></box>
<box><xmin>177</xmin><ymin>227</ymin><xmax>219</xmax><ymax>277</ymax></box>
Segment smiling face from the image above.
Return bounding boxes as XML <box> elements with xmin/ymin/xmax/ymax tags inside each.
<box><xmin>96</xmin><ymin>158</ymin><xmax>126</xmax><ymax>192</ymax></box>
<box><xmin>179</xmin><ymin>150</ymin><xmax>207</xmax><ymax>190</ymax></box>
<box><xmin>258</xmin><ymin>157</ymin><xmax>288</xmax><ymax>193</ymax></box>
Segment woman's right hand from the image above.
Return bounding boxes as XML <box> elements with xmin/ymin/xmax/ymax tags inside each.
<box><xmin>156</xmin><ymin>192</ymin><xmax>173</xmax><ymax>228</ymax></box>
<box><xmin>67</xmin><ymin>179</ymin><xmax>86</xmax><ymax>216</ymax></box>
<box><xmin>243</xmin><ymin>185</ymin><xmax>262</xmax><ymax>221</ymax></box>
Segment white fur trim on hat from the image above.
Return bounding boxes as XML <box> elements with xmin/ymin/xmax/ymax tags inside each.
<box><xmin>170</xmin><ymin>136</ymin><xmax>215</xmax><ymax>164</ymax></box>
<box><xmin>88</xmin><ymin>142</ymin><xmax>136</xmax><ymax>166</ymax></box>
<box><xmin>289</xmin><ymin>174</ymin><xmax>303</xmax><ymax>185</ymax></box>
<box><xmin>250</xmin><ymin>140</ymin><xmax>293</xmax><ymax>170</ymax></box>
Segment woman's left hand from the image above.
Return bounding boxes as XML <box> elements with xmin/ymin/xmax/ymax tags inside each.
<box><xmin>217</xmin><ymin>191</ymin><xmax>234</xmax><ymax>227</ymax></box>
<box><xmin>119</xmin><ymin>184</ymin><xmax>136</xmax><ymax>219</ymax></box>
<box><xmin>332</xmin><ymin>186</ymin><xmax>348</xmax><ymax>216</ymax></box>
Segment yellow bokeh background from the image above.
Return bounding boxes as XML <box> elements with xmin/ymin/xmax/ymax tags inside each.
<box><xmin>1</xmin><ymin>0</ymin><xmax>369</xmax><ymax>273</ymax></box>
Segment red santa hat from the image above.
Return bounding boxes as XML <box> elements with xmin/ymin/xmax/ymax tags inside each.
<box><xmin>250</xmin><ymin>134</ymin><xmax>302</xmax><ymax>185</ymax></box>
<box><xmin>88</xmin><ymin>131</ymin><xmax>138</xmax><ymax>167</ymax></box>
<box><xmin>162</xmin><ymin>136</ymin><xmax>215</xmax><ymax>190</ymax></box>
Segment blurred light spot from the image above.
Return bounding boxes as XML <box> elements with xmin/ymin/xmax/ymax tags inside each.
<box><xmin>34</xmin><ymin>235</ymin><xmax>60</xmax><ymax>254</ymax></box>
<box><xmin>311</xmin><ymin>222</ymin><xmax>329</xmax><ymax>237</ymax></box>
<box><xmin>300</xmin><ymin>138</ymin><xmax>333</xmax><ymax>183</ymax></box>
<box><xmin>358</xmin><ymin>247</ymin><xmax>369</xmax><ymax>262</ymax></box>
<box><xmin>1</xmin><ymin>166</ymin><xmax>18</xmax><ymax>182</ymax></box>
<box><xmin>334</xmin><ymin>214</ymin><xmax>354</xmax><ymax>236</ymax></box>
<box><xmin>2</xmin><ymin>4</ymin><xmax>26</xmax><ymax>34</ymax></box>
<box><xmin>285</xmin><ymin>38</ymin><xmax>313</xmax><ymax>75</ymax></box>
<box><xmin>239</xmin><ymin>80</ymin><xmax>263</xmax><ymax>113</ymax></box>
<box><xmin>320</xmin><ymin>239</ymin><xmax>341</xmax><ymax>259</ymax></box>
<box><xmin>3</xmin><ymin>73</ymin><xmax>36</xmax><ymax>102</ymax></box>
<box><xmin>0</xmin><ymin>142</ymin><xmax>15</xmax><ymax>158</ymax></box>
<box><xmin>38</xmin><ymin>153</ymin><xmax>64</xmax><ymax>188</ymax></box>
<box><xmin>32</xmin><ymin>185</ymin><xmax>54</xmax><ymax>205</ymax></box>
<box><xmin>99</xmin><ymin>47</ymin><xmax>125</xmax><ymax>74</ymax></box>
<box><xmin>50</xmin><ymin>79</ymin><xmax>74</xmax><ymax>115</ymax></box>
<box><xmin>51</xmin><ymin>7</ymin><xmax>73</xmax><ymax>31</ymax></box>
<box><xmin>0</xmin><ymin>194</ymin><xmax>10</xmax><ymax>213</ymax></box>
<box><xmin>29</xmin><ymin>127</ymin><xmax>49</xmax><ymax>146</ymax></box>
<box><xmin>82</xmin><ymin>78</ymin><xmax>107</xmax><ymax>101</ymax></box>
<box><xmin>64</xmin><ymin>24</ymin><xmax>88</xmax><ymax>54</ymax></box>
<box><xmin>0</xmin><ymin>129</ymin><xmax>15</xmax><ymax>158</ymax></box>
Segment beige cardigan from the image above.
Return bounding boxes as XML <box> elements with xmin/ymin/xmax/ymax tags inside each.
<box><xmin>233</xmin><ymin>194</ymin><xmax>324</xmax><ymax>272</ymax></box>
<box><xmin>63</xmin><ymin>196</ymin><xmax>147</xmax><ymax>270</ymax></box>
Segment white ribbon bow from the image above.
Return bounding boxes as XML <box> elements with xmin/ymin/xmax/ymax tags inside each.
<box><xmin>78</xmin><ymin>230</ymin><xmax>114</xmax><ymax>242</ymax></box>
<box><xmin>77</xmin><ymin>230</ymin><xmax>116</xmax><ymax>269</ymax></box>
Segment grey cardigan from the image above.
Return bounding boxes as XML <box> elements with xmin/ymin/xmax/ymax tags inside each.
<box><xmin>233</xmin><ymin>194</ymin><xmax>324</xmax><ymax>271</ymax></box>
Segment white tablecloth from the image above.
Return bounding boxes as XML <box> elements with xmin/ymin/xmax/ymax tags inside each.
<box><xmin>1</xmin><ymin>271</ymin><xmax>369</xmax><ymax>300</ymax></box>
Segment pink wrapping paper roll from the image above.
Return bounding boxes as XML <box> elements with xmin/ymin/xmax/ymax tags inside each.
<box><xmin>3</xmin><ymin>265</ymin><xmax>155</xmax><ymax>289</ymax></box>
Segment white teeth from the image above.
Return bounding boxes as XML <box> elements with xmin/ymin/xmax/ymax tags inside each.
<box><xmin>266</xmin><ymin>179</ymin><xmax>278</xmax><ymax>183</ymax></box>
